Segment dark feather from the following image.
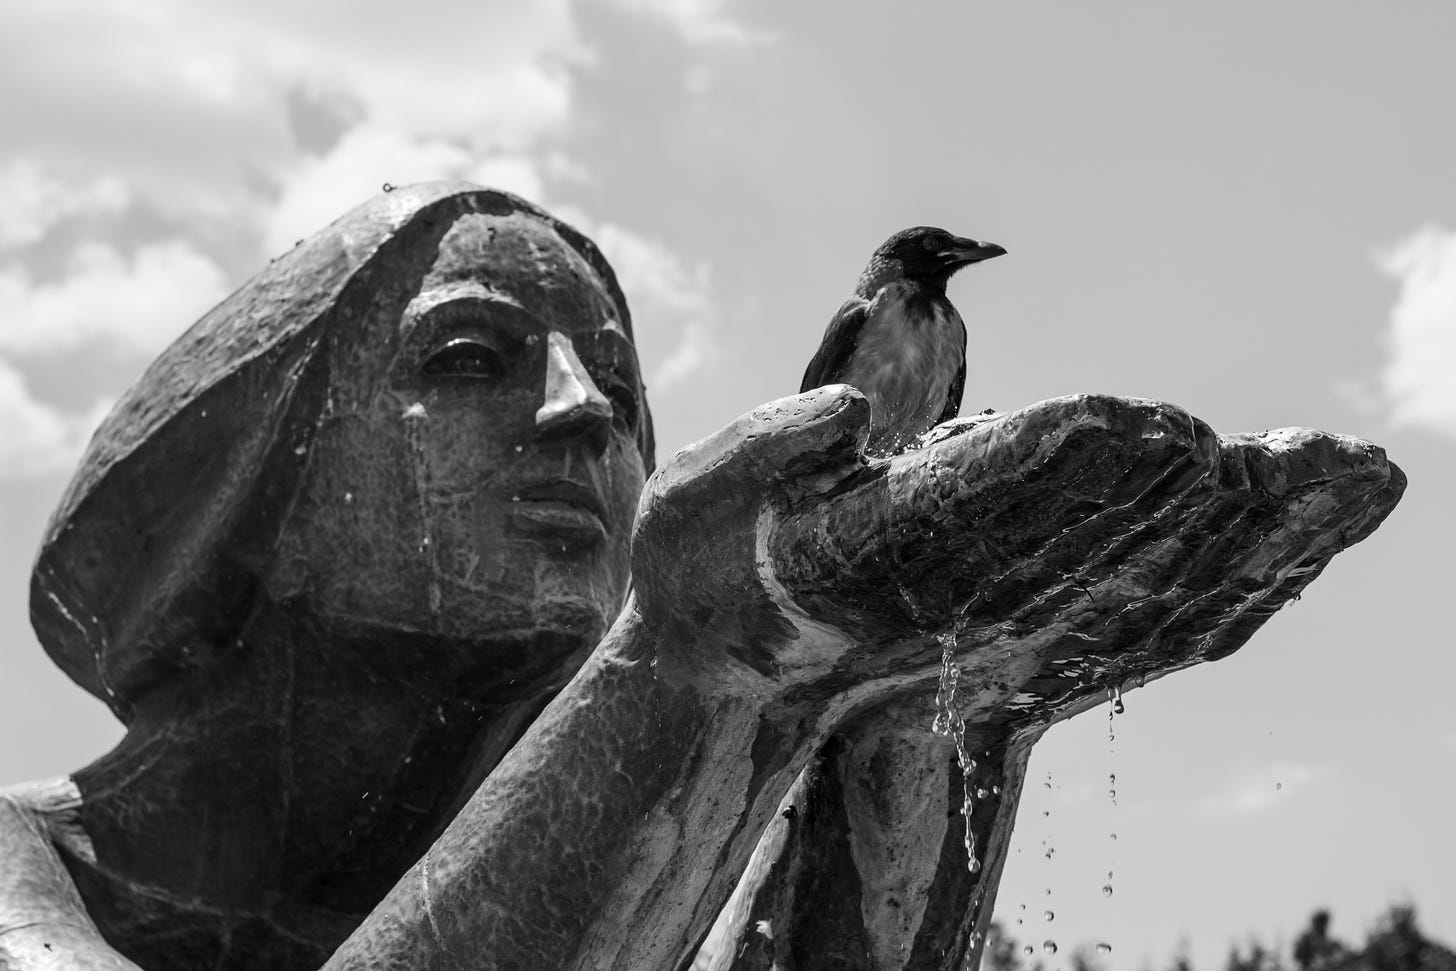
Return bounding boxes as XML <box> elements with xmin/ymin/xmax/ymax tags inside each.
<box><xmin>938</xmin><ymin>357</ymin><xmax>966</xmax><ymax>425</ymax></box>
<box><xmin>800</xmin><ymin>298</ymin><xmax>870</xmax><ymax>393</ymax></box>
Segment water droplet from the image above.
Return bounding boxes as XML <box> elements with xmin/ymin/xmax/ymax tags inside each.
<box><xmin>1102</xmin><ymin>884</ymin><xmax>1114</xmax><ymax>898</ymax></box>
<box><xmin>1043</xmin><ymin>940</ymin><xmax>1058</xmax><ymax>955</ymax></box>
<box><xmin>1019</xmin><ymin>904</ymin><xmax>1026</xmax><ymax>911</ymax></box>
<box><xmin>1023</xmin><ymin>946</ymin><xmax>1034</xmax><ymax>956</ymax></box>
<box><xmin>976</xmin><ymin>787</ymin><xmax>988</xmax><ymax>799</ymax></box>
<box><xmin>992</xmin><ymin>785</ymin><xmax>1001</xmax><ymax>795</ymax></box>
<box><xmin>1042</xmin><ymin>809</ymin><xmax>1050</xmax><ymax>817</ymax></box>
<box><xmin>1097</xmin><ymin>943</ymin><xmax>1113</xmax><ymax>956</ymax></box>
<box><xmin>1110</xmin><ymin>832</ymin><xmax>1118</xmax><ymax>841</ymax></box>
<box><xmin>649</xmin><ymin>657</ymin><xmax>658</xmax><ymax>668</ymax></box>
<box><xmin>514</xmin><ymin>444</ymin><xmax>524</xmax><ymax>453</ymax></box>
<box><xmin>344</xmin><ymin>491</ymin><xmax>354</xmax><ymax>503</ymax></box>
<box><xmin>1043</xmin><ymin>910</ymin><xmax>1055</xmax><ymax>922</ymax></box>
<box><xmin>928</xmin><ymin>627</ymin><xmax>981</xmax><ymax>874</ymax></box>
<box><xmin>1107</xmin><ymin>682</ymin><xmax>1125</xmax><ymax>714</ymax></box>
<box><xmin>1109</xmin><ymin>773</ymin><xmax>1116</xmax><ymax>785</ymax></box>
<box><xmin>1276</xmin><ymin>781</ymin><xmax>1283</xmax><ymax>790</ymax></box>
<box><xmin>1044</xmin><ymin>847</ymin><xmax>1055</xmax><ymax>859</ymax></box>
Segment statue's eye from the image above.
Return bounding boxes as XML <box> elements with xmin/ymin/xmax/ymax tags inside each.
<box><xmin>603</xmin><ymin>380</ymin><xmax>639</xmax><ymax>430</ymax></box>
<box><xmin>422</xmin><ymin>337</ymin><xmax>506</xmax><ymax>378</ymax></box>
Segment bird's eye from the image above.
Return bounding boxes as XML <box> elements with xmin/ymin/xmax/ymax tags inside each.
<box><xmin>422</xmin><ymin>337</ymin><xmax>507</xmax><ymax>378</ymax></box>
<box><xmin>922</xmin><ymin>235</ymin><xmax>941</xmax><ymax>252</ymax></box>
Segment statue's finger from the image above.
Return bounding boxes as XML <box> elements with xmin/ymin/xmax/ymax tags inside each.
<box><xmin>767</xmin><ymin>395</ymin><xmax>1217</xmax><ymax>638</ymax></box>
<box><xmin>643</xmin><ymin>385</ymin><xmax>870</xmax><ymax>513</ymax></box>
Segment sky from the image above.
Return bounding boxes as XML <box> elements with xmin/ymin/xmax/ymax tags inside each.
<box><xmin>1</xmin><ymin>1</ymin><xmax>1453</xmax><ymax>967</ymax></box>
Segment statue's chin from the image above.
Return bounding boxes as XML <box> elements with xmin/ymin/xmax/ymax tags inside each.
<box><xmin>304</xmin><ymin>589</ymin><xmax>613</xmax><ymax>690</ymax></box>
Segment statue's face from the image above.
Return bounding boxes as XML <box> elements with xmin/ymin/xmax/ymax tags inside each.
<box><xmin>276</xmin><ymin>212</ymin><xmax>648</xmax><ymax>690</ymax></box>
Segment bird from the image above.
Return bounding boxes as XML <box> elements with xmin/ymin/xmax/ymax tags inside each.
<box><xmin>800</xmin><ymin>226</ymin><xmax>1006</xmax><ymax>455</ymax></box>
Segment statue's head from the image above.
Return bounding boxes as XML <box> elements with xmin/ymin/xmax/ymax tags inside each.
<box><xmin>30</xmin><ymin>184</ymin><xmax>654</xmax><ymax>721</ymax></box>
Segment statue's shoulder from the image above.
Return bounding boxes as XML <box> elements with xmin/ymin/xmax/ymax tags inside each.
<box><xmin>0</xmin><ymin>776</ymin><xmax>90</xmax><ymax>865</ymax></box>
<box><xmin>1</xmin><ymin>778</ymin><xmax>92</xmax><ymax>919</ymax></box>
<box><xmin>0</xmin><ymin>777</ymin><xmax>141</xmax><ymax>968</ymax></box>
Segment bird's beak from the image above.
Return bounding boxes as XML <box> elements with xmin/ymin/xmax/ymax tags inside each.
<box><xmin>940</xmin><ymin>237</ymin><xmax>1007</xmax><ymax>264</ymax></box>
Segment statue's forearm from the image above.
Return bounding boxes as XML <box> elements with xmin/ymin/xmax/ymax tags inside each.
<box><xmin>324</xmin><ymin>603</ymin><xmax>810</xmax><ymax>971</ymax></box>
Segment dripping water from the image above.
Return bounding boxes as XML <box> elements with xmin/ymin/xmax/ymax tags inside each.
<box><xmin>1104</xmin><ymin>684</ymin><xmax>1122</xmax><ymax>948</ymax></box>
<box><xmin>402</xmin><ymin>402</ymin><xmax>442</xmax><ymax>616</ymax></box>
<box><xmin>1041</xmin><ymin>769</ymin><xmax>1056</xmax><ymax>936</ymax></box>
<box><xmin>930</xmin><ymin>628</ymin><xmax>981</xmax><ymax>874</ymax></box>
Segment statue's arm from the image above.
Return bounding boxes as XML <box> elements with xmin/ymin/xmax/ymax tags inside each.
<box><xmin>323</xmin><ymin>602</ymin><xmax>816</xmax><ymax>971</ymax></box>
<box><xmin>324</xmin><ymin>388</ymin><xmax>877</xmax><ymax>971</ymax></box>
<box><xmin>326</xmin><ymin>389</ymin><xmax>1403</xmax><ymax>971</ymax></box>
<box><xmin>0</xmin><ymin>780</ymin><xmax>142</xmax><ymax>971</ymax></box>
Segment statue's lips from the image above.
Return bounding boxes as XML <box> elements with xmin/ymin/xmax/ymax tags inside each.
<box><xmin>509</xmin><ymin>480</ymin><xmax>609</xmax><ymax>539</ymax></box>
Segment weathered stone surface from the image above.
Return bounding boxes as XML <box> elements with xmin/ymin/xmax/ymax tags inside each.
<box><xmin>700</xmin><ymin>398</ymin><xmax>1404</xmax><ymax>970</ymax></box>
<box><xmin>3</xmin><ymin>183</ymin><xmax>654</xmax><ymax>970</ymax></box>
<box><xmin>325</xmin><ymin>391</ymin><xmax>1400</xmax><ymax>970</ymax></box>
<box><xmin>0</xmin><ymin>181</ymin><xmax>1403</xmax><ymax>971</ymax></box>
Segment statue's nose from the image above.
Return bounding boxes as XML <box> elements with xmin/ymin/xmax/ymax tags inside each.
<box><xmin>535</xmin><ymin>332</ymin><xmax>612</xmax><ymax>451</ymax></box>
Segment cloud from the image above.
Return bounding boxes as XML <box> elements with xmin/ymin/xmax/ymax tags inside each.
<box><xmin>0</xmin><ymin>0</ymin><xmax>582</xmax><ymax>242</ymax></box>
<box><xmin>589</xmin><ymin>0</ymin><xmax>767</xmax><ymax>45</ymax></box>
<box><xmin>0</xmin><ymin>0</ymin><xmax>723</xmax><ymax>456</ymax></box>
<box><xmin>0</xmin><ymin>359</ymin><xmax>110</xmax><ymax>478</ymax></box>
<box><xmin>1374</xmin><ymin>225</ymin><xmax>1456</xmax><ymax>440</ymax></box>
<box><xmin>261</xmin><ymin>127</ymin><xmax>548</xmax><ymax>255</ymax></box>
<box><xmin>0</xmin><ymin>160</ymin><xmax>131</xmax><ymax>251</ymax></box>
<box><xmin>0</xmin><ymin>240</ymin><xmax>230</xmax><ymax>357</ymax></box>
<box><xmin>588</xmin><ymin>221</ymin><xmax>719</xmax><ymax>391</ymax></box>
<box><xmin>1196</xmin><ymin>761</ymin><xmax>1326</xmax><ymax>818</ymax></box>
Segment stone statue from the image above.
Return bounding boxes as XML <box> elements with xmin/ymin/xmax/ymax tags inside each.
<box><xmin>0</xmin><ymin>183</ymin><xmax>1404</xmax><ymax>971</ymax></box>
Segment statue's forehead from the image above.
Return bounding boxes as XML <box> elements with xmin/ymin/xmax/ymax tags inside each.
<box><xmin>419</xmin><ymin>212</ymin><xmax>626</xmax><ymax>335</ymax></box>
<box><xmin>429</xmin><ymin>213</ymin><xmax>581</xmax><ymax>283</ymax></box>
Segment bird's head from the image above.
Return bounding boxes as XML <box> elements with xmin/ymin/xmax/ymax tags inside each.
<box><xmin>860</xmin><ymin>226</ymin><xmax>1007</xmax><ymax>292</ymax></box>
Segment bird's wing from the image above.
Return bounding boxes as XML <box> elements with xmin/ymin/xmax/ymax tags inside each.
<box><xmin>938</xmin><ymin>358</ymin><xmax>966</xmax><ymax>425</ymax></box>
<box><xmin>800</xmin><ymin>297</ymin><xmax>871</xmax><ymax>393</ymax></box>
<box><xmin>937</xmin><ymin>311</ymin><xmax>968</xmax><ymax>424</ymax></box>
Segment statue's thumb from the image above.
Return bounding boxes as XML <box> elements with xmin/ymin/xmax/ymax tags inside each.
<box><xmin>646</xmin><ymin>386</ymin><xmax>870</xmax><ymax>508</ymax></box>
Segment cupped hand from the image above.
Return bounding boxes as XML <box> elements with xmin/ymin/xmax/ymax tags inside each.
<box><xmin>633</xmin><ymin>387</ymin><xmax>1398</xmax><ymax>725</ymax></box>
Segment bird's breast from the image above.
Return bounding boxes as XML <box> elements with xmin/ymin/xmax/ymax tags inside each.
<box><xmin>839</xmin><ymin>283</ymin><xmax>965</xmax><ymax>449</ymax></box>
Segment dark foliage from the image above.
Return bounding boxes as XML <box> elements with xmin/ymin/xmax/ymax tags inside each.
<box><xmin>984</xmin><ymin>905</ymin><xmax>1455</xmax><ymax>971</ymax></box>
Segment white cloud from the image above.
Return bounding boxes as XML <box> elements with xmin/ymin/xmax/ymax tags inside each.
<box><xmin>1196</xmin><ymin>761</ymin><xmax>1326</xmax><ymax>818</ymax></box>
<box><xmin>262</xmin><ymin>127</ymin><xmax>547</xmax><ymax>255</ymax></box>
<box><xmin>1374</xmin><ymin>225</ymin><xmax>1456</xmax><ymax>439</ymax></box>
<box><xmin>0</xmin><ymin>0</ymin><xmax>581</xmax><ymax>244</ymax></box>
<box><xmin>588</xmin><ymin>221</ymin><xmax>719</xmax><ymax>391</ymax></box>
<box><xmin>0</xmin><ymin>160</ymin><xmax>130</xmax><ymax>251</ymax></box>
<box><xmin>0</xmin><ymin>0</ymin><xmax>721</xmax><ymax>413</ymax></box>
<box><xmin>590</xmin><ymin>0</ymin><xmax>766</xmax><ymax>45</ymax></box>
<box><xmin>0</xmin><ymin>359</ymin><xmax>110</xmax><ymax>478</ymax></box>
<box><xmin>0</xmin><ymin>240</ymin><xmax>229</xmax><ymax>357</ymax></box>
